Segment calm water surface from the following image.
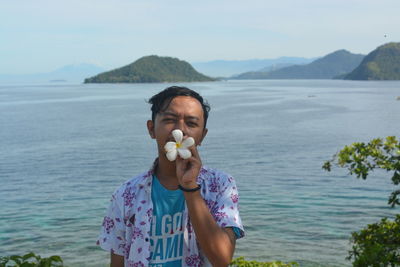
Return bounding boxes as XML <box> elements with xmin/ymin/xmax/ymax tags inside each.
<box><xmin>1</xmin><ymin>80</ymin><xmax>399</xmax><ymax>266</ymax></box>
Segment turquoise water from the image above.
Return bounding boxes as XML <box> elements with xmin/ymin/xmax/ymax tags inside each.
<box><xmin>1</xmin><ymin>80</ymin><xmax>399</xmax><ymax>266</ymax></box>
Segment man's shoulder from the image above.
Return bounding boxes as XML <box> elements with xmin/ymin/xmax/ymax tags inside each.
<box><xmin>199</xmin><ymin>166</ymin><xmax>235</xmax><ymax>184</ymax></box>
<box><xmin>112</xmin><ymin>170</ymin><xmax>152</xmax><ymax>198</ymax></box>
<box><xmin>200</xmin><ymin>165</ymin><xmax>233</xmax><ymax>178</ymax></box>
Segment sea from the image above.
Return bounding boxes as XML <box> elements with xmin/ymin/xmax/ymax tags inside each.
<box><xmin>1</xmin><ymin>80</ymin><xmax>399</xmax><ymax>266</ymax></box>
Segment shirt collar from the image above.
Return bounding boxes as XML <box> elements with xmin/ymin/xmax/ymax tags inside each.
<box><xmin>136</xmin><ymin>158</ymin><xmax>157</xmax><ymax>193</ymax></box>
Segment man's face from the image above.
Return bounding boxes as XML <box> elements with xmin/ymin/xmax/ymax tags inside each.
<box><xmin>147</xmin><ymin>96</ymin><xmax>208</xmax><ymax>160</ymax></box>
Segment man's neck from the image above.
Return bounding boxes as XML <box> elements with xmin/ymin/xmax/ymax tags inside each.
<box><xmin>155</xmin><ymin>157</ymin><xmax>180</xmax><ymax>190</ymax></box>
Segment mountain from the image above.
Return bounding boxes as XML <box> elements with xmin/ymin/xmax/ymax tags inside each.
<box><xmin>233</xmin><ymin>50</ymin><xmax>365</xmax><ymax>79</ymax></box>
<box><xmin>344</xmin><ymin>42</ymin><xmax>400</xmax><ymax>80</ymax></box>
<box><xmin>0</xmin><ymin>63</ymin><xmax>105</xmax><ymax>84</ymax></box>
<box><xmin>84</xmin><ymin>55</ymin><xmax>215</xmax><ymax>83</ymax></box>
<box><xmin>231</xmin><ymin>63</ymin><xmax>297</xmax><ymax>79</ymax></box>
<box><xmin>191</xmin><ymin>57</ymin><xmax>315</xmax><ymax>77</ymax></box>
<box><xmin>52</xmin><ymin>64</ymin><xmax>105</xmax><ymax>77</ymax></box>
<box><xmin>258</xmin><ymin>63</ymin><xmax>297</xmax><ymax>72</ymax></box>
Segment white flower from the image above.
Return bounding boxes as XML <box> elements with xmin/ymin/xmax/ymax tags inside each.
<box><xmin>164</xmin><ymin>129</ymin><xmax>195</xmax><ymax>161</ymax></box>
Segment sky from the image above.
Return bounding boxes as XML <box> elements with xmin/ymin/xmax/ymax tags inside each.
<box><xmin>1</xmin><ymin>0</ymin><xmax>399</xmax><ymax>74</ymax></box>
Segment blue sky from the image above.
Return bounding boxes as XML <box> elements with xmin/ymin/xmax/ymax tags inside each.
<box><xmin>1</xmin><ymin>0</ymin><xmax>399</xmax><ymax>74</ymax></box>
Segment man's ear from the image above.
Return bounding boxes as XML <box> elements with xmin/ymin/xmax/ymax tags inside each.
<box><xmin>198</xmin><ymin>128</ymin><xmax>208</xmax><ymax>146</ymax></box>
<box><xmin>147</xmin><ymin>120</ymin><xmax>155</xmax><ymax>139</ymax></box>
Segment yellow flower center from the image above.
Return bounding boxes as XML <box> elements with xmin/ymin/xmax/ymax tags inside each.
<box><xmin>175</xmin><ymin>142</ymin><xmax>182</xmax><ymax>148</ymax></box>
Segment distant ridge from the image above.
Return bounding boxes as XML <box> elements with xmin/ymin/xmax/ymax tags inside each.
<box><xmin>192</xmin><ymin>57</ymin><xmax>315</xmax><ymax>77</ymax></box>
<box><xmin>233</xmin><ymin>50</ymin><xmax>365</xmax><ymax>79</ymax></box>
<box><xmin>344</xmin><ymin>42</ymin><xmax>400</xmax><ymax>80</ymax></box>
<box><xmin>258</xmin><ymin>63</ymin><xmax>296</xmax><ymax>72</ymax></box>
<box><xmin>0</xmin><ymin>63</ymin><xmax>104</xmax><ymax>84</ymax></box>
<box><xmin>84</xmin><ymin>55</ymin><xmax>215</xmax><ymax>83</ymax></box>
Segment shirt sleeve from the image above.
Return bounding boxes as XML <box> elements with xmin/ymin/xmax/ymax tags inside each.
<box><xmin>210</xmin><ymin>173</ymin><xmax>245</xmax><ymax>239</ymax></box>
<box><xmin>97</xmin><ymin>188</ymin><xmax>127</xmax><ymax>256</ymax></box>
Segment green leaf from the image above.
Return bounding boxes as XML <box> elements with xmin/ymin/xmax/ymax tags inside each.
<box><xmin>322</xmin><ymin>161</ymin><xmax>331</xmax><ymax>171</ymax></box>
<box><xmin>9</xmin><ymin>255</ymin><xmax>23</xmax><ymax>265</ymax></box>
<box><xmin>22</xmin><ymin>252</ymin><xmax>37</xmax><ymax>261</ymax></box>
<box><xmin>49</xmin><ymin>255</ymin><xmax>63</xmax><ymax>263</ymax></box>
<box><xmin>0</xmin><ymin>256</ymin><xmax>10</xmax><ymax>265</ymax></box>
<box><xmin>20</xmin><ymin>262</ymin><xmax>36</xmax><ymax>267</ymax></box>
<box><xmin>392</xmin><ymin>171</ymin><xmax>400</xmax><ymax>185</ymax></box>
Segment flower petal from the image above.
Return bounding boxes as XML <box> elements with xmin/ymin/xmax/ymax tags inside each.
<box><xmin>164</xmin><ymin>141</ymin><xmax>176</xmax><ymax>152</ymax></box>
<box><xmin>181</xmin><ymin>137</ymin><xmax>195</xmax><ymax>148</ymax></box>
<box><xmin>172</xmin><ymin>129</ymin><xmax>183</xmax><ymax>143</ymax></box>
<box><xmin>177</xmin><ymin>148</ymin><xmax>192</xmax><ymax>159</ymax></box>
<box><xmin>166</xmin><ymin>149</ymin><xmax>177</xmax><ymax>161</ymax></box>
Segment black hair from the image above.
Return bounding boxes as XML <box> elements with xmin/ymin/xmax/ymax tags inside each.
<box><xmin>148</xmin><ymin>86</ymin><xmax>210</xmax><ymax>128</ymax></box>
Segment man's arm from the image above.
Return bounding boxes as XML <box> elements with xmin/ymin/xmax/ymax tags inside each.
<box><xmin>111</xmin><ymin>252</ymin><xmax>124</xmax><ymax>267</ymax></box>
<box><xmin>184</xmin><ymin>190</ymin><xmax>237</xmax><ymax>266</ymax></box>
<box><xmin>176</xmin><ymin>146</ymin><xmax>238</xmax><ymax>266</ymax></box>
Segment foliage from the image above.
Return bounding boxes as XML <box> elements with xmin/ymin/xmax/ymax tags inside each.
<box><xmin>0</xmin><ymin>254</ymin><xmax>299</xmax><ymax>267</ymax></box>
<box><xmin>347</xmin><ymin>215</ymin><xmax>400</xmax><ymax>266</ymax></box>
<box><xmin>84</xmin><ymin>55</ymin><xmax>215</xmax><ymax>83</ymax></box>
<box><xmin>323</xmin><ymin>136</ymin><xmax>400</xmax><ymax>266</ymax></box>
<box><xmin>344</xmin><ymin>42</ymin><xmax>400</xmax><ymax>80</ymax></box>
<box><xmin>230</xmin><ymin>257</ymin><xmax>299</xmax><ymax>267</ymax></box>
<box><xmin>323</xmin><ymin>136</ymin><xmax>400</xmax><ymax>207</ymax></box>
<box><xmin>0</xmin><ymin>252</ymin><xmax>63</xmax><ymax>267</ymax></box>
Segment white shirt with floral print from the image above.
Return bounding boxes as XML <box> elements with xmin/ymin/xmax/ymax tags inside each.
<box><xmin>97</xmin><ymin>162</ymin><xmax>244</xmax><ymax>267</ymax></box>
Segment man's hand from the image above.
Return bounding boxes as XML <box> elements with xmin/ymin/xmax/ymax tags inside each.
<box><xmin>175</xmin><ymin>144</ymin><xmax>202</xmax><ymax>189</ymax></box>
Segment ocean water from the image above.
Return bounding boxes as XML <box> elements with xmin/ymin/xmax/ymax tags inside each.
<box><xmin>1</xmin><ymin>80</ymin><xmax>399</xmax><ymax>266</ymax></box>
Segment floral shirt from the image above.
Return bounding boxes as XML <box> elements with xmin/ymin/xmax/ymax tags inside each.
<box><xmin>97</xmin><ymin>162</ymin><xmax>244</xmax><ymax>267</ymax></box>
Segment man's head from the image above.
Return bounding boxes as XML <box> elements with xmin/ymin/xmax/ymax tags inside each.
<box><xmin>147</xmin><ymin>86</ymin><xmax>210</xmax><ymax>159</ymax></box>
<box><xmin>148</xmin><ymin>86</ymin><xmax>210</xmax><ymax>129</ymax></box>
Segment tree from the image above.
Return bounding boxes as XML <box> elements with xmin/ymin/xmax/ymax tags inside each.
<box><xmin>323</xmin><ymin>136</ymin><xmax>400</xmax><ymax>266</ymax></box>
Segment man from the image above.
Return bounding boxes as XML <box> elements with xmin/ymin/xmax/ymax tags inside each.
<box><xmin>97</xmin><ymin>86</ymin><xmax>244</xmax><ymax>267</ymax></box>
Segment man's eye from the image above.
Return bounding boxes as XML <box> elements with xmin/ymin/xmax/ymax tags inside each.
<box><xmin>187</xmin><ymin>122</ymin><xmax>198</xmax><ymax>127</ymax></box>
<box><xmin>163</xmin><ymin>118</ymin><xmax>175</xmax><ymax>122</ymax></box>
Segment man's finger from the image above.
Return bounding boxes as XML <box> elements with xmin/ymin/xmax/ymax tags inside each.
<box><xmin>189</xmin><ymin>144</ymin><xmax>201</xmax><ymax>161</ymax></box>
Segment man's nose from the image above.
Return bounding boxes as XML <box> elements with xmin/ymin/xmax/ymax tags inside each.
<box><xmin>175</xmin><ymin>120</ymin><xmax>187</xmax><ymax>136</ymax></box>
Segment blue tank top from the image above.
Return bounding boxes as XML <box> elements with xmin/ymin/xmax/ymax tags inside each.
<box><xmin>149</xmin><ymin>175</ymin><xmax>185</xmax><ymax>266</ymax></box>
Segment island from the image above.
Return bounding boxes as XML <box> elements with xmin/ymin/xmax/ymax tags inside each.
<box><xmin>344</xmin><ymin>42</ymin><xmax>400</xmax><ymax>80</ymax></box>
<box><xmin>84</xmin><ymin>55</ymin><xmax>215</xmax><ymax>83</ymax></box>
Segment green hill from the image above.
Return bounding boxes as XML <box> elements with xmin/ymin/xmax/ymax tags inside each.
<box><xmin>233</xmin><ymin>50</ymin><xmax>364</xmax><ymax>79</ymax></box>
<box><xmin>84</xmin><ymin>55</ymin><xmax>215</xmax><ymax>83</ymax></box>
<box><xmin>344</xmin><ymin>42</ymin><xmax>400</xmax><ymax>80</ymax></box>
